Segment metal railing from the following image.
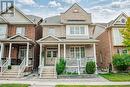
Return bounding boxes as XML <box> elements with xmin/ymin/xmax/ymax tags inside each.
<box><xmin>1</xmin><ymin>59</ymin><xmax>9</xmax><ymax>75</ymax></box>
<box><xmin>18</xmin><ymin>58</ymin><xmax>26</xmax><ymax>77</ymax></box>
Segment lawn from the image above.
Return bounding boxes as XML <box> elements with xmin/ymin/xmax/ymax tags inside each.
<box><xmin>0</xmin><ymin>84</ymin><xmax>29</xmax><ymax>87</ymax></box>
<box><xmin>56</xmin><ymin>85</ymin><xmax>130</xmax><ymax>87</ymax></box>
<box><xmin>100</xmin><ymin>73</ymin><xmax>130</xmax><ymax>82</ymax></box>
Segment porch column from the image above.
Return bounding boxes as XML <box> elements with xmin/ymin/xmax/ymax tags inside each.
<box><xmin>8</xmin><ymin>43</ymin><xmax>12</xmax><ymax>65</ymax></box>
<box><xmin>39</xmin><ymin>43</ymin><xmax>43</xmax><ymax>67</ymax></box>
<box><xmin>93</xmin><ymin>43</ymin><xmax>98</xmax><ymax>74</ymax></box>
<box><xmin>0</xmin><ymin>43</ymin><xmax>3</xmax><ymax>66</ymax></box>
<box><xmin>58</xmin><ymin>43</ymin><xmax>60</xmax><ymax>59</ymax></box>
<box><xmin>26</xmin><ymin>42</ymin><xmax>29</xmax><ymax>66</ymax></box>
<box><xmin>63</xmin><ymin>44</ymin><xmax>66</xmax><ymax>60</ymax></box>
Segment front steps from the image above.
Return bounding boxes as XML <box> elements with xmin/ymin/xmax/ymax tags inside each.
<box><xmin>0</xmin><ymin>66</ymin><xmax>20</xmax><ymax>78</ymax></box>
<box><xmin>40</xmin><ymin>66</ymin><xmax>57</xmax><ymax>79</ymax></box>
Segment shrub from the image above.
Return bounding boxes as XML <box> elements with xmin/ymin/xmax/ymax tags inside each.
<box><xmin>86</xmin><ymin>61</ymin><xmax>96</xmax><ymax>74</ymax></box>
<box><xmin>8</xmin><ymin>65</ymin><xmax>12</xmax><ymax>69</ymax></box>
<box><xmin>56</xmin><ymin>58</ymin><xmax>66</xmax><ymax>75</ymax></box>
<box><xmin>113</xmin><ymin>54</ymin><xmax>130</xmax><ymax>71</ymax></box>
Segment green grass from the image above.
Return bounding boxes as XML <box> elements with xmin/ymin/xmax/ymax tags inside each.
<box><xmin>0</xmin><ymin>84</ymin><xmax>29</xmax><ymax>87</ymax></box>
<box><xmin>100</xmin><ymin>73</ymin><xmax>130</xmax><ymax>82</ymax></box>
<box><xmin>56</xmin><ymin>85</ymin><xmax>130</xmax><ymax>87</ymax></box>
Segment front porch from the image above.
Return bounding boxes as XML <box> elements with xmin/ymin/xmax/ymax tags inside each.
<box><xmin>39</xmin><ymin>43</ymin><xmax>97</xmax><ymax>75</ymax></box>
<box><xmin>37</xmin><ymin>36</ymin><xmax>98</xmax><ymax>78</ymax></box>
<box><xmin>0</xmin><ymin>35</ymin><xmax>35</xmax><ymax>77</ymax></box>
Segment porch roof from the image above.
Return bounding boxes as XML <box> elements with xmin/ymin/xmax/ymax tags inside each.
<box><xmin>37</xmin><ymin>35</ymin><xmax>99</xmax><ymax>44</ymax></box>
<box><xmin>0</xmin><ymin>35</ymin><xmax>35</xmax><ymax>44</ymax></box>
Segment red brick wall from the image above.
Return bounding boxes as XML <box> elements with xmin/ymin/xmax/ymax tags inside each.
<box><xmin>8</xmin><ymin>24</ymin><xmax>36</xmax><ymax>41</ymax></box>
<box><xmin>96</xmin><ymin>29</ymin><xmax>111</xmax><ymax>67</ymax></box>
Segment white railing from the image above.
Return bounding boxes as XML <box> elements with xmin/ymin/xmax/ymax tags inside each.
<box><xmin>18</xmin><ymin>58</ymin><xmax>26</xmax><ymax>77</ymax></box>
<box><xmin>39</xmin><ymin>57</ymin><xmax>44</xmax><ymax>78</ymax></box>
<box><xmin>1</xmin><ymin>59</ymin><xmax>9</xmax><ymax>75</ymax></box>
<box><xmin>54</xmin><ymin>58</ymin><xmax>59</xmax><ymax>78</ymax></box>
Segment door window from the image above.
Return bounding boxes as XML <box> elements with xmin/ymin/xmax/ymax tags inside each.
<box><xmin>47</xmin><ymin>50</ymin><xmax>57</xmax><ymax>58</ymax></box>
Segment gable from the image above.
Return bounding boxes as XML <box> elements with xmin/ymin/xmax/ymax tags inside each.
<box><xmin>61</xmin><ymin>4</ymin><xmax>92</xmax><ymax>23</ymax></box>
<box><xmin>2</xmin><ymin>7</ymin><xmax>33</xmax><ymax>24</ymax></box>
<box><xmin>38</xmin><ymin>36</ymin><xmax>61</xmax><ymax>42</ymax></box>
<box><xmin>8</xmin><ymin>35</ymin><xmax>30</xmax><ymax>41</ymax></box>
<box><xmin>114</xmin><ymin>13</ymin><xmax>127</xmax><ymax>25</ymax></box>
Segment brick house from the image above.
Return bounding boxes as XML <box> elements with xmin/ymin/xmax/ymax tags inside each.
<box><xmin>96</xmin><ymin>13</ymin><xmax>128</xmax><ymax>69</ymax></box>
<box><xmin>37</xmin><ymin>3</ymin><xmax>99</xmax><ymax>78</ymax></box>
<box><xmin>0</xmin><ymin>6</ymin><xmax>42</xmax><ymax>77</ymax></box>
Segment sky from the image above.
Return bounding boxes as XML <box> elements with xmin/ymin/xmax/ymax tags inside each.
<box><xmin>14</xmin><ymin>0</ymin><xmax>130</xmax><ymax>23</ymax></box>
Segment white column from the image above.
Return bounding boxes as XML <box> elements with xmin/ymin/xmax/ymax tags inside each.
<box><xmin>8</xmin><ymin>43</ymin><xmax>12</xmax><ymax>65</ymax></box>
<box><xmin>0</xmin><ymin>43</ymin><xmax>4</xmax><ymax>66</ymax></box>
<box><xmin>93</xmin><ymin>43</ymin><xmax>98</xmax><ymax>74</ymax></box>
<box><xmin>26</xmin><ymin>43</ymin><xmax>29</xmax><ymax>66</ymax></box>
<box><xmin>63</xmin><ymin>44</ymin><xmax>66</xmax><ymax>60</ymax></box>
<box><xmin>39</xmin><ymin>43</ymin><xmax>42</xmax><ymax>67</ymax></box>
<box><xmin>58</xmin><ymin>44</ymin><xmax>60</xmax><ymax>59</ymax></box>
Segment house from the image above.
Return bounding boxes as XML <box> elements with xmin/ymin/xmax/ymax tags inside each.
<box><xmin>37</xmin><ymin>3</ymin><xmax>99</xmax><ymax>78</ymax></box>
<box><xmin>0</xmin><ymin>6</ymin><xmax>43</xmax><ymax>77</ymax></box>
<box><xmin>96</xmin><ymin>13</ymin><xmax>128</xmax><ymax>69</ymax></box>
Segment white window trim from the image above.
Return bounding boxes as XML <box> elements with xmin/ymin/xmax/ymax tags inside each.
<box><xmin>16</xmin><ymin>27</ymin><xmax>25</xmax><ymax>36</ymax></box>
<box><xmin>66</xmin><ymin>25</ymin><xmax>89</xmax><ymax>38</ymax></box>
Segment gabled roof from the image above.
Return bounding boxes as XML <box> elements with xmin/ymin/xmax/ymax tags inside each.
<box><xmin>7</xmin><ymin>34</ymin><xmax>32</xmax><ymax>41</ymax></box>
<box><xmin>37</xmin><ymin>35</ymin><xmax>61</xmax><ymax>43</ymax></box>
<box><xmin>107</xmin><ymin>12</ymin><xmax>128</xmax><ymax>27</ymax></box>
<box><xmin>63</xmin><ymin>3</ymin><xmax>89</xmax><ymax>14</ymax></box>
<box><xmin>1</xmin><ymin>6</ymin><xmax>35</xmax><ymax>24</ymax></box>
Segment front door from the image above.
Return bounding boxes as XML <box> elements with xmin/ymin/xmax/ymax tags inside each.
<box><xmin>46</xmin><ymin>48</ymin><xmax>57</xmax><ymax>66</ymax></box>
<box><xmin>18</xmin><ymin>48</ymin><xmax>26</xmax><ymax>65</ymax></box>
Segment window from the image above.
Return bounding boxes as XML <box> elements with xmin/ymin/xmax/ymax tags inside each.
<box><xmin>48</xmin><ymin>29</ymin><xmax>55</xmax><ymax>35</ymax></box>
<box><xmin>70</xmin><ymin>47</ymin><xmax>85</xmax><ymax>58</ymax></box>
<box><xmin>113</xmin><ymin>28</ymin><xmax>123</xmax><ymax>45</ymax></box>
<box><xmin>0</xmin><ymin>25</ymin><xmax>7</xmax><ymax>39</ymax></box>
<box><xmin>16</xmin><ymin>27</ymin><xmax>25</xmax><ymax>36</ymax></box>
<box><xmin>117</xmin><ymin>48</ymin><xmax>128</xmax><ymax>54</ymax></box>
<box><xmin>70</xmin><ymin>26</ymin><xmax>85</xmax><ymax>35</ymax></box>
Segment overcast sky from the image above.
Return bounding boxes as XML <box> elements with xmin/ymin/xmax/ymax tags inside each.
<box><xmin>15</xmin><ymin>0</ymin><xmax>130</xmax><ymax>23</ymax></box>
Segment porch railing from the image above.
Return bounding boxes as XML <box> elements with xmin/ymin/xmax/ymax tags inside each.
<box><xmin>18</xmin><ymin>58</ymin><xmax>26</xmax><ymax>77</ymax></box>
<box><xmin>1</xmin><ymin>59</ymin><xmax>9</xmax><ymax>75</ymax></box>
<box><xmin>65</xmin><ymin>57</ymin><xmax>94</xmax><ymax>75</ymax></box>
<box><xmin>39</xmin><ymin>57</ymin><xmax>44</xmax><ymax>78</ymax></box>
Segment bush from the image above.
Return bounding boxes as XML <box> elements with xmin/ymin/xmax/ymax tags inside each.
<box><xmin>86</xmin><ymin>61</ymin><xmax>96</xmax><ymax>74</ymax></box>
<box><xmin>56</xmin><ymin>58</ymin><xmax>66</xmax><ymax>75</ymax></box>
<box><xmin>113</xmin><ymin>54</ymin><xmax>130</xmax><ymax>71</ymax></box>
<box><xmin>8</xmin><ymin>65</ymin><xmax>12</xmax><ymax>69</ymax></box>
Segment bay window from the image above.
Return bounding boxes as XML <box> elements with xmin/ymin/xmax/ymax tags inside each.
<box><xmin>0</xmin><ymin>25</ymin><xmax>7</xmax><ymax>39</ymax></box>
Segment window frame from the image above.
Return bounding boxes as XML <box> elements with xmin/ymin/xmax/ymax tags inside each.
<box><xmin>16</xmin><ymin>27</ymin><xmax>25</xmax><ymax>36</ymax></box>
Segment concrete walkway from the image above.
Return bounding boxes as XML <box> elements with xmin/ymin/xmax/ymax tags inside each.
<box><xmin>0</xmin><ymin>75</ymin><xmax>130</xmax><ymax>87</ymax></box>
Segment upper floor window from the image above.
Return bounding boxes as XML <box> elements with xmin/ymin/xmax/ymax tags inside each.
<box><xmin>48</xmin><ymin>29</ymin><xmax>55</xmax><ymax>35</ymax></box>
<box><xmin>112</xmin><ymin>28</ymin><xmax>123</xmax><ymax>45</ymax></box>
<box><xmin>16</xmin><ymin>27</ymin><xmax>25</xmax><ymax>36</ymax></box>
<box><xmin>0</xmin><ymin>25</ymin><xmax>7</xmax><ymax>39</ymax></box>
<box><xmin>70</xmin><ymin>26</ymin><xmax>85</xmax><ymax>35</ymax></box>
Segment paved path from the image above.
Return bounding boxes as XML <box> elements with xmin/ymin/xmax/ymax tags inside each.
<box><xmin>0</xmin><ymin>75</ymin><xmax>130</xmax><ymax>87</ymax></box>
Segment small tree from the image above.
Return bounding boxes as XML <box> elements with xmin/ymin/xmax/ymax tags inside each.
<box><xmin>86</xmin><ymin>61</ymin><xmax>96</xmax><ymax>74</ymax></box>
<box><xmin>56</xmin><ymin>58</ymin><xmax>66</xmax><ymax>75</ymax></box>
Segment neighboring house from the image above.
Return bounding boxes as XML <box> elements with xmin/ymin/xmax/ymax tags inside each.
<box><xmin>37</xmin><ymin>3</ymin><xmax>99</xmax><ymax>78</ymax></box>
<box><xmin>96</xmin><ymin>13</ymin><xmax>128</xmax><ymax>68</ymax></box>
<box><xmin>0</xmin><ymin>6</ymin><xmax>42</xmax><ymax>77</ymax></box>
